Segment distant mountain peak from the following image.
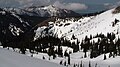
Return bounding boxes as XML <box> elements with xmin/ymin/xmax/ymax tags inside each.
<box><xmin>3</xmin><ymin>5</ymin><xmax>80</xmax><ymax>17</ymax></box>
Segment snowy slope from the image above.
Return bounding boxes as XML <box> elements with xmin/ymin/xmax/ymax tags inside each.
<box><xmin>69</xmin><ymin>52</ymin><xmax>120</xmax><ymax>67</ymax></box>
<box><xmin>0</xmin><ymin>48</ymin><xmax>64</xmax><ymax>67</ymax></box>
<box><xmin>23</xmin><ymin>47</ymin><xmax>120</xmax><ymax>67</ymax></box>
<box><xmin>34</xmin><ymin>8</ymin><xmax>120</xmax><ymax>41</ymax></box>
<box><xmin>32</xmin><ymin>7</ymin><xmax>120</xmax><ymax>67</ymax></box>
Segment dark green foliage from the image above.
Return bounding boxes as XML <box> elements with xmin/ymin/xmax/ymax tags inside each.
<box><xmin>64</xmin><ymin>50</ymin><xmax>69</xmax><ymax>57</ymax></box>
<box><xmin>64</xmin><ymin>61</ymin><xmax>66</xmax><ymax>66</ymax></box>
<box><xmin>77</xmin><ymin>63</ymin><xmax>79</xmax><ymax>67</ymax></box>
<box><xmin>68</xmin><ymin>55</ymin><xmax>70</xmax><ymax>65</ymax></box>
<box><xmin>89</xmin><ymin>61</ymin><xmax>91</xmax><ymax>67</ymax></box>
<box><xmin>53</xmin><ymin>54</ymin><xmax>56</xmax><ymax>59</ymax></box>
<box><xmin>90</xmin><ymin>34</ymin><xmax>92</xmax><ymax>39</ymax></box>
<box><xmin>109</xmin><ymin>52</ymin><xmax>112</xmax><ymax>58</ymax></box>
<box><xmin>49</xmin><ymin>57</ymin><xmax>50</xmax><ymax>60</ymax></box>
<box><xmin>72</xmin><ymin>34</ymin><xmax>76</xmax><ymax>40</ymax></box>
<box><xmin>47</xmin><ymin>45</ymin><xmax>54</xmax><ymax>56</ymax></box>
<box><xmin>104</xmin><ymin>54</ymin><xmax>106</xmax><ymax>60</ymax></box>
<box><xmin>43</xmin><ymin>56</ymin><xmax>45</xmax><ymax>59</ymax></box>
<box><xmin>80</xmin><ymin>61</ymin><xmax>83</xmax><ymax>67</ymax></box>
<box><xmin>60</xmin><ymin>60</ymin><xmax>63</xmax><ymax>65</ymax></box>
<box><xmin>73</xmin><ymin>64</ymin><xmax>76</xmax><ymax>67</ymax></box>
<box><xmin>58</xmin><ymin>45</ymin><xmax>63</xmax><ymax>57</ymax></box>
<box><xmin>81</xmin><ymin>33</ymin><xmax>120</xmax><ymax>59</ymax></box>
<box><xmin>84</xmin><ymin>52</ymin><xmax>87</xmax><ymax>58</ymax></box>
<box><xmin>73</xmin><ymin>42</ymin><xmax>79</xmax><ymax>52</ymax></box>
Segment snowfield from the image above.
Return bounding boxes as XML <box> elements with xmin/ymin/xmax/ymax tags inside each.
<box><xmin>31</xmin><ymin>50</ymin><xmax>120</xmax><ymax>67</ymax></box>
<box><xmin>0</xmin><ymin>48</ymin><xmax>64</xmax><ymax>67</ymax></box>
<box><xmin>1</xmin><ymin>46</ymin><xmax>120</xmax><ymax>67</ymax></box>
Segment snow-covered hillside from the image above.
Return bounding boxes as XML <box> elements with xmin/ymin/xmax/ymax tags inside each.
<box><xmin>32</xmin><ymin>7</ymin><xmax>120</xmax><ymax>67</ymax></box>
<box><xmin>34</xmin><ymin>8</ymin><xmax>120</xmax><ymax>42</ymax></box>
<box><xmin>0</xmin><ymin>48</ymin><xmax>64</xmax><ymax>67</ymax></box>
<box><xmin>1</xmin><ymin>45</ymin><xmax>120</xmax><ymax>67</ymax></box>
<box><xmin>32</xmin><ymin>50</ymin><xmax>120</xmax><ymax>67</ymax></box>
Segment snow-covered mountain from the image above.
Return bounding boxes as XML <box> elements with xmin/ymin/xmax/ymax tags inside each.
<box><xmin>0</xmin><ymin>7</ymin><xmax>50</xmax><ymax>48</ymax></box>
<box><xmin>34</xmin><ymin>6</ymin><xmax>120</xmax><ymax>42</ymax></box>
<box><xmin>31</xmin><ymin>6</ymin><xmax>120</xmax><ymax>67</ymax></box>
<box><xmin>1</xmin><ymin>5</ymin><xmax>120</xmax><ymax>67</ymax></box>
<box><xmin>0</xmin><ymin>8</ymin><xmax>31</xmax><ymax>37</ymax></box>
<box><xmin>0</xmin><ymin>8</ymin><xmax>33</xmax><ymax>49</ymax></box>
<box><xmin>4</xmin><ymin>5</ymin><xmax>80</xmax><ymax>17</ymax></box>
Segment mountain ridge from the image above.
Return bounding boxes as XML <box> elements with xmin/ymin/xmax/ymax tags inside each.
<box><xmin>3</xmin><ymin>5</ymin><xmax>80</xmax><ymax>17</ymax></box>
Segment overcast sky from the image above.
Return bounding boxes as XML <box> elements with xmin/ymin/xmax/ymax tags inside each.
<box><xmin>0</xmin><ymin>0</ymin><xmax>120</xmax><ymax>13</ymax></box>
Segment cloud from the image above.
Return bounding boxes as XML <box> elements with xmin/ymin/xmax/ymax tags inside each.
<box><xmin>18</xmin><ymin>0</ymin><xmax>51</xmax><ymax>7</ymax></box>
<box><xmin>0</xmin><ymin>0</ymin><xmax>88</xmax><ymax>11</ymax></box>
<box><xmin>103</xmin><ymin>1</ymin><xmax>120</xmax><ymax>9</ymax></box>
<box><xmin>103</xmin><ymin>3</ymin><xmax>114</xmax><ymax>9</ymax></box>
<box><xmin>104</xmin><ymin>3</ymin><xmax>111</xmax><ymax>6</ymax></box>
<box><xmin>53</xmin><ymin>1</ymin><xmax>88</xmax><ymax>11</ymax></box>
<box><xmin>0</xmin><ymin>0</ymin><xmax>51</xmax><ymax>7</ymax></box>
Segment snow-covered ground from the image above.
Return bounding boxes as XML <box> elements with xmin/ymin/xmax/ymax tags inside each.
<box><xmin>0</xmin><ymin>47</ymin><xmax>64</xmax><ymax>67</ymax></box>
<box><xmin>1</xmin><ymin>45</ymin><xmax>120</xmax><ymax>67</ymax></box>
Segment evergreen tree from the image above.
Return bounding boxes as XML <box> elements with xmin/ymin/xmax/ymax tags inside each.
<box><xmin>58</xmin><ymin>44</ymin><xmax>63</xmax><ymax>57</ymax></box>
<box><xmin>48</xmin><ymin>46</ymin><xmax>54</xmax><ymax>56</ymax></box>
<box><xmin>53</xmin><ymin>53</ymin><xmax>56</xmax><ymax>59</ymax></box>
<box><xmin>104</xmin><ymin>54</ymin><xmax>106</xmax><ymax>60</ymax></box>
<box><xmin>113</xmin><ymin>54</ymin><xmax>115</xmax><ymax>58</ymax></box>
<box><xmin>84</xmin><ymin>52</ymin><xmax>87</xmax><ymax>58</ymax></box>
<box><xmin>68</xmin><ymin>55</ymin><xmax>70</xmax><ymax>65</ymax></box>
<box><xmin>90</xmin><ymin>34</ymin><xmax>92</xmax><ymax>39</ymax></box>
<box><xmin>64</xmin><ymin>61</ymin><xmax>66</xmax><ymax>66</ymax></box>
<box><xmin>43</xmin><ymin>56</ymin><xmax>45</xmax><ymax>60</ymax></box>
<box><xmin>90</xmin><ymin>50</ymin><xmax>93</xmax><ymax>58</ymax></box>
<box><xmin>109</xmin><ymin>52</ymin><xmax>112</xmax><ymax>58</ymax></box>
<box><xmin>49</xmin><ymin>57</ymin><xmax>50</xmax><ymax>60</ymax></box>
<box><xmin>73</xmin><ymin>64</ymin><xmax>76</xmax><ymax>67</ymax></box>
<box><xmin>80</xmin><ymin>61</ymin><xmax>82</xmax><ymax>67</ymax></box>
<box><xmin>89</xmin><ymin>61</ymin><xmax>91</xmax><ymax>67</ymax></box>
<box><xmin>72</xmin><ymin>34</ymin><xmax>76</xmax><ymax>40</ymax></box>
<box><xmin>77</xmin><ymin>63</ymin><xmax>79</xmax><ymax>67</ymax></box>
<box><xmin>60</xmin><ymin>60</ymin><xmax>63</xmax><ymax>65</ymax></box>
<box><xmin>64</xmin><ymin>50</ymin><xmax>69</xmax><ymax>57</ymax></box>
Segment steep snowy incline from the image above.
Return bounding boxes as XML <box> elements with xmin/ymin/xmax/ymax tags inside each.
<box><xmin>81</xmin><ymin>8</ymin><xmax>120</xmax><ymax>38</ymax></box>
<box><xmin>0</xmin><ymin>48</ymin><xmax>64</xmax><ymax>67</ymax></box>
<box><xmin>34</xmin><ymin>8</ymin><xmax>120</xmax><ymax>41</ymax></box>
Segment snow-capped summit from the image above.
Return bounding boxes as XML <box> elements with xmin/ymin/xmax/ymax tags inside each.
<box><xmin>3</xmin><ymin>5</ymin><xmax>80</xmax><ymax>17</ymax></box>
